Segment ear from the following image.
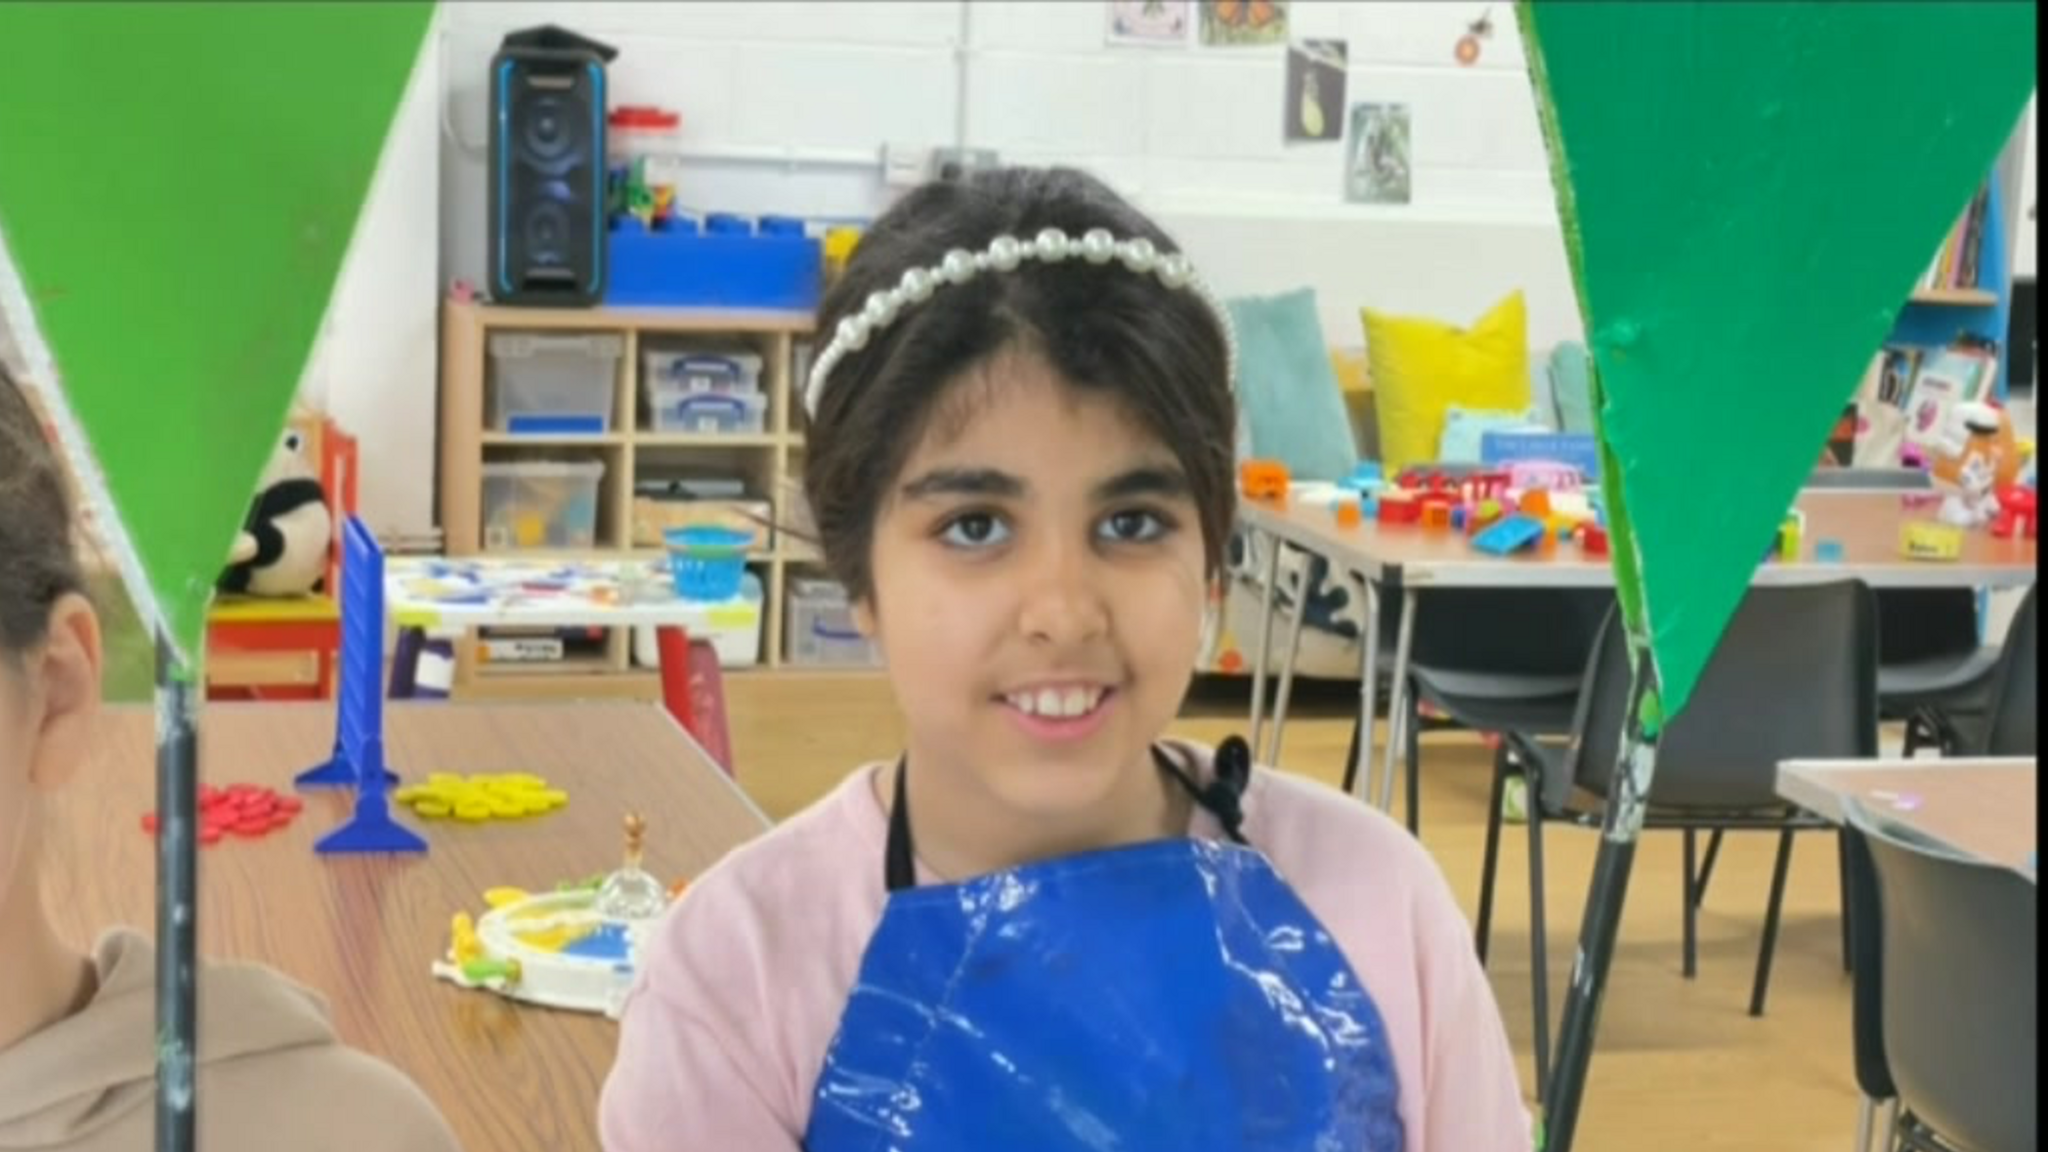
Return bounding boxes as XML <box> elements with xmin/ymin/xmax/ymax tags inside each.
<box><xmin>27</xmin><ymin>594</ymin><xmax>102</xmax><ymax>794</ymax></box>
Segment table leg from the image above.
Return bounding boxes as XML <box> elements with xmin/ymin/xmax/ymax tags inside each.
<box><xmin>1266</xmin><ymin>552</ymin><xmax>1312</xmax><ymax>766</ymax></box>
<box><xmin>655</xmin><ymin>625</ymin><xmax>696</xmax><ymax>736</ymax></box>
<box><xmin>388</xmin><ymin>626</ymin><xmax>425</xmax><ymax>699</ymax></box>
<box><xmin>1247</xmin><ymin>531</ymin><xmax>1283</xmax><ymax>754</ymax></box>
<box><xmin>1375</xmin><ymin>588</ymin><xmax>1417</xmax><ymax>814</ymax></box>
<box><xmin>1348</xmin><ymin>575</ymin><xmax>1381</xmax><ymax>802</ymax></box>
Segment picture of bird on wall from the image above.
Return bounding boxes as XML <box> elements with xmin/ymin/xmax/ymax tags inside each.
<box><xmin>1284</xmin><ymin>39</ymin><xmax>1347</xmax><ymax>143</ymax></box>
<box><xmin>1201</xmin><ymin>0</ymin><xmax>1287</xmax><ymax>47</ymax></box>
<box><xmin>1345</xmin><ymin>103</ymin><xmax>1412</xmax><ymax>204</ymax></box>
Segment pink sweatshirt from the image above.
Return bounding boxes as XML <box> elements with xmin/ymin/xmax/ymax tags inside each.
<box><xmin>601</xmin><ymin>746</ymin><xmax>1533</xmax><ymax>1151</ymax></box>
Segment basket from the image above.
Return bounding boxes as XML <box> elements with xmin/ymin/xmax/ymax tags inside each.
<box><xmin>663</xmin><ymin>526</ymin><xmax>754</xmax><ymax>601</ymax></box>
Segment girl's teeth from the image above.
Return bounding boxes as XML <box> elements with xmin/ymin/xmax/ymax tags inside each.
<box><xmin>1009</xmin><ymin>688</ymin><xmax>1103</xmax><ymax>718</ymax></box>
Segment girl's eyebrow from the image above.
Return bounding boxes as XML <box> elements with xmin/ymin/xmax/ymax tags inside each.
<box><xmin>898</xmin><ymin>465</ymin><xmax>1190</xmax><ymax>503</ymax></box>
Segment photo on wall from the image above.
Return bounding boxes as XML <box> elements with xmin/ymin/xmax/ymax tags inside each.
<box><xmin>1200</xmin><ymin>0</ymin><xmax>1287</xmax><ymax>48</ymax></box>
<box><xmin>1344</xmin><ymin>103</ymin><xmax>1412</xmax><ymax>204</ymax></box>
<box><xmin>1283</xmin><ymin>39</ymin><xmax>1346</xmax><ymax>143</ymax></box>
<box><xmin>1106</xmin><ymin>0</ymin><xmax>1192</xmax><ymax>48</ymax></box>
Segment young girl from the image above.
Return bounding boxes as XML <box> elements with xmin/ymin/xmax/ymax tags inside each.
<box><xmin>601</xmin><ymin>167</ymin><xmax>1531</xmax><ymax>1151</ymax></box>
<box><xmin>0</xmin><ymin>367</ymin><xmax>462</xmax><ymax>1151</ymax></box>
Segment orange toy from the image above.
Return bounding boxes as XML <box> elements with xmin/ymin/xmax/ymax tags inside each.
<box><xmin>1420</xmin><ymin>501</ymin><xmax>1455</xmax><ymax>531</ymax></box>
<box><xmin>1335</xmin><ymin>499</ymin><xmax>1363</xmax><ymax>527</ymax></box>
<box><xmin>1240</xmin><ymin>459</ymin><xmax>1290</xmax><ymax>501</ymax></box>
<box><xmin>1520</xmin><ymin>489</ymin><xmax>1553</xmax><ymax>518</ymax></box>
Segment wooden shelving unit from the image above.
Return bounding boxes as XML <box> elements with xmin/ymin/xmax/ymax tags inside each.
<box><xmin>438</xmin><ymin>298</ymin><xmax>842</xmax><ymax>690</ymax></box>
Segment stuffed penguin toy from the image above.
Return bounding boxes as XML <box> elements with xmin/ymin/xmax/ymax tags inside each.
<box><xmin>219</xmin><ymin>429</ymin><xmax>333</xmax><ymax>597</ymax></box>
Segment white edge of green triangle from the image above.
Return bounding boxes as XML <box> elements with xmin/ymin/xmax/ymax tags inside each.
<box><xmin>0</xmin><ymin>223</ymin><xmax>175</xmax><ymax>666</ymax></box>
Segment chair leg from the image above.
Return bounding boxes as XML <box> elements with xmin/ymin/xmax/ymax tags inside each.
<box><xmin>1527</xmin><ymin>789</ymin><xmax>1552</xmax><ymax>1101</ymax></box>
<box><xmin>1837</xmin><ymin>828</ymin><xmax>1854</xmax><ymax>974</ymax></box>
<box><xmin>1340</xmin><ymin>713</ymin><xmax>1364</xmax><ymax>796</ymax></box>
<box><xmin>1475</xmin><ymin>743</ymin><xmax>1510</xmax><ymax>963</ymax></box>
<box><xmin>1682</xmin><ymin>828</ymin><xmax>1700</xmax><ymax>979</ymax></box>
<box><xmin>1750</xmin><ymin>828</ymin><xmax>1797</xmax><ymax>1017</ymax></box>
<box><xmin>1855</xmin><ymin>1095</ymin><xmax>1875</xmax><ymax>1152</ymax></box>
<box><xmin>1902</xmin><ymin>714</ymin><xmax>1924</xmax><ymax>758</ymax></box>
<box><xmin>1881</xmin><ymin>1100</ymin><xmax>1900</xmax><ymax>1152</ymax></box>
<box><xmin>1403</xmin><ymin>691</ymin><xmax>1422</xmax><ymax>835</ymax></box>
<box><xmin>1694</xmin><ymin>828</ymin><xmax>1724</xmax><ymax>906</ymax></box>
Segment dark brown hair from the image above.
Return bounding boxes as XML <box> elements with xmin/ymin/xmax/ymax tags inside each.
<box><xmin>0</xmin><ymin>360</ymin><xmax>83</xmax><ymax>658</ymax></box>
<box><xmin>802</xmin><ymin>166</ymin><xmax>1236</xmax><ymax>602</ymax></box>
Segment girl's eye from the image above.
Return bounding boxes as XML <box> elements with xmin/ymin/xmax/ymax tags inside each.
<box><xmin>939</xmin><ymin>512</ymin><xmax>1011</xmax><ymax>548</ymax></box>
<box><xmin>1099</xmin><ymin>509</ymin><xmax>1168</xmax><ymax>543</ymax></box>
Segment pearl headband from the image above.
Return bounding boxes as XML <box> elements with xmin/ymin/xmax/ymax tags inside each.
<box><xmin>803</xmin><ymin>226</ymin><xmax>1239</xmax><ymax>419</ymax></box>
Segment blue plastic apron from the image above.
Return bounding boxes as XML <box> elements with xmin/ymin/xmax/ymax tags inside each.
<box><xmin>803</xmin><ymin>743</ymin><xmax>1407</xmax><ymax>1152</ymax></box>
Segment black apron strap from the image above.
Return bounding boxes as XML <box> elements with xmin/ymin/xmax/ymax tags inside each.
<box><xmin>884</xmin><ymin>737</ymin><xmax>1255</xmax><ymax>893</ymax></box>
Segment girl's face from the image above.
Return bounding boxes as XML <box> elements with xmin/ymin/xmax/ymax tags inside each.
<box><xmin>857</xmin><ymin>346</ymin><xmax>1210</xmax><ymax>824</ymax></box>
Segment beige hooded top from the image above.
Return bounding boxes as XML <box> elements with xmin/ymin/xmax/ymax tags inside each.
<box><xmin>0</xmin><ymin>930</ymin><xmax>461</xmax><ymax>1152</ymax></box>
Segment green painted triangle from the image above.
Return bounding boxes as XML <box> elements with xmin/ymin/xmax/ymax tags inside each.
<box><xmin>0</xmin><ymin>2</ymin><xmax>434</xmax><ymax>665</ymax></box>
<box><xmin>1519</xmin><ymin>1</ymin><xmax>2036</xmax><ymax>716</ymax></box>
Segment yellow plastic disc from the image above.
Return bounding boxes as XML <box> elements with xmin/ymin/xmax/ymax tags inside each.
<box><xmin>482</xmin><ymin>886</ymin><xmax>530</xmax><ymax>909</ymax></box>
<box><xmin>453</xmin><ymin>801</ymin><xmax>492</xmax><ymax>822</ymax></box>
<box><xmin>414</xmin><ymin>799</ymin><xmax>452</xmax><ymax>819</ymax></box>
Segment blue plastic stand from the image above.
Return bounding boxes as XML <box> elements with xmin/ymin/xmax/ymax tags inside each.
<box><xmin>297</xmin><ymin>517</ymin><xmax>425</xmax><ymax>855</ymax></box>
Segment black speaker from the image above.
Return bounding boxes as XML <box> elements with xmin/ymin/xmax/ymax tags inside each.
<box><xmin>488</xmin><ymin>26</ymin><xmax>615</xmax><ymax>307</ymax></box>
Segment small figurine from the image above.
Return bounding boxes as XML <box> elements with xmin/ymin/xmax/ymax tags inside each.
<box><xmin>595</xmin><ymin>813</ymin><xmax>670</xmax><ymax>922</ymax></box>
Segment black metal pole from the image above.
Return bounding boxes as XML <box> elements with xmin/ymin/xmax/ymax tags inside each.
<box><xmin>153</xmin><ymin>632</ymin><xmax>198</xmax><ymax>1152</ymax></box>
<box><xmin>1539</xmin><ymin>659</ymin><xmax>1663</xmax><ymax>1152</ymax></box>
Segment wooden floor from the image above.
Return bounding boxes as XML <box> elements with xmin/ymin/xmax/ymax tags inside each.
<box><xmin>724</xmin><ymin>672</ymin><xmax>1868</xmax><ymax>1152</ymax></box>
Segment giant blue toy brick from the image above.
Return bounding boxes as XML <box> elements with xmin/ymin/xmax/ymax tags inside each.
<box><xmin>1472</xmin><ymin>514</ymin><xmax>1546</xmax><ymax>556</ymax></box>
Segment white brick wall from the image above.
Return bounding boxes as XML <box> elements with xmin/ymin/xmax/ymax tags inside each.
<box><xmin>437</xmin><ymin>1</ymin><xmax>1585</xmax><ymax>349</ymax></box>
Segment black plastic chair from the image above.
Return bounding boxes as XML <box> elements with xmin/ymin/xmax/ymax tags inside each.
<box><xmin>1480</xmin><ymin>580</ymin><xmax>1880</xmax><ymax>1099</ymax></box>
<box><xmin>1878</xmin><ymin>589</ymin><xmax>2000</xmax><ymax>757</ymax></box>
<box><xmin>1804</xmin><ymin>470</ymin><xmax>1992</xmax><ymax>756</ymax></box>
<box><xmin>1393</xmin><ymin>588</ymin><xmax>1613</xmax><ymax>835</ymax></box>
<box><xmin>1974</xmin><ymin>583</ymin><xmax>2037</xmax><ymax>757</ymax></box>
<box><xmin>1842</xmin><ymin>800</ymin><xmax>2036</xmax><ymax>1152</ymax></box>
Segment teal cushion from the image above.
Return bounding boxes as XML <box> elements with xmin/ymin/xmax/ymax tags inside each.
<box><xmin>1548</xmin><ymin>341</ymin><xmax>1596</xmax><ymax>435</ymax></box>
<box><xmin>1226</xmin><ymin>288</ymin><xmax>1359</xmax><ymax>481</ymax></box>
<box><xmin>1437</xmin><ymin>404</ymin><xmax>1550</xmax><ymax>463</ymax></box>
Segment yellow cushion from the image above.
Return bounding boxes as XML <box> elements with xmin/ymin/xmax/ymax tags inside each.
<box><xmin>1360</xmin><ymin>292</ymin><xmax>1531</xmax><ymax>472</ymax></box>
<box><xmin>208</xmin><ymin>595</ymin><xmax>340</xmax><ymax>625</ymax></box>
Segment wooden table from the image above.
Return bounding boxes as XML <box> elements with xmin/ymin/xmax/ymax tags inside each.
<box><xmin>1777</xmin><ymin>756</ymin><xmax>2037</xmax><ymax>880</ymax></box>
<box><xmin>1238</xmin><ymin>489</ymin><xmax>2039</xmax><ymax>808</ymax></box>
<box><xmin>43</xmin><ymin>701</ymin><xmax>772</xmax><ymax>1152</ymax></box>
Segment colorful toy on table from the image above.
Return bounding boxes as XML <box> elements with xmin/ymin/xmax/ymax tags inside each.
<box><xmin>1333</xmin><ymin>496</ymin><xmax>1363</xmax><ymax>527</ymax></box>
<box><xmin>1813</xmin><ymin>538</ymin><xmax>1846</xmax><ymax>563</ymax></box>
<box><xmin>1578</xmin><ymin>523</ymin><xmax>1610</xmax><ymax>558</ymax></box>
<box><xmin>1472</xmin><ymin>514</ymin><xmax>1546</xmax><ymax>555</ymax></box>
<box><xmin>1990</xmin><ymin>485</ymin><xmax>2038</xmax><ymax>539</ymax></box>
<box><xmin>1376</xmin><ymin>489</ymin><xmax>1421</xmax><ymax>524</ymax></box>
<box><xmin>1503</xmin><ymin>459</ymin><xmax>1584</xmax><ymax>497</ymax></box>
<box><xmin>1899</xmin><ymin>519</ymin><xmax>1964</xmax><ymax>561</ymax></box>
<box><xmin>395</xmin><ymin>773</ymin><xmax>568</xmax><ymax>822</ymax></box>
<box><xmin>143</xmin><ymin>782</ymin><xmax>305</xmax><ymax>846</ymax></box>
<box><xmin>1336</xmin><ymin>461</ymin><xmax>1385</xmax><ymax>494</ymax></box>
<box><xmin>1929</xmin><ymin>402</ymin><xmax>2008</xmax><ymax>529</ymax></box>
<box><xmin>1239</xmin><ymin>459</ymin><xmax>1290</xmax><ymax>501</ymax></box>
<box><xmin>433</xmin><ymin>813</ymin><xmax>684</xmax><ymax>1017</ymax></box>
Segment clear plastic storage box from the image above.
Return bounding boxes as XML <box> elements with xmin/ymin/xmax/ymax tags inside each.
<box><xmin>480</xmin><ymin>460</ymin><xmax>606</xmax><ymax>549</ymax></box>
<box><xmin>785</xmin><ymin>578</ymin><xmax>881</xmax><ymax>667</ymax></box>
<box><xmin>646</xmin><ymin>386</ymin><xmax>768</xmax><ymax>435</ymax></box>
<box><xmin>641</xmin><ymin>348</ymin><xmax>764</xmax><ymax>395</ymax></box>
<box><xmin>488</xmin><ymin>333</ymin><xmax>623</xmax><ymax>434</ymax></box>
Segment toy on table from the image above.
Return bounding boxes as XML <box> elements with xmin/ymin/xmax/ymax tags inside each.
<box><xmin>1336</xmin><ymin>462</ymin><xmax>1385</xmax><ymax>493</ymax></box>
<box><xmin>1578</xmin><ymin>523</ymin><xmax>1610</xmax><ymax>558</ymax></box>
<box><xmin>1813</xmin><ymin>538</ymin><xmax>1846</xmax><ymax>563</ymax></box>
<box><xmin>143</xmin><ymin>782</ymin><xmax>305</xmax><ymax>847</ymax></box>
<box><xmin>433</xmin><ymin>813</ymin><xmax>683</xmax><ymax>1017</ymax></box>
<box><xmin>1473</xmin><ymin>514</ymin><xmax>1546</xmax><ymax>555</ymax></box>
<box><xmin>395</xmin><ymin>773</ymin><xmax>569</xmax><ymax>822</ymax></box>
<box><xmin>1377</xmin><ymin>489</ymin><xmax>1421</xmax><ymax>524</ymax></box>
<box><xmin>1899</xmin><ymin>520</ymin><xmax>1964</xmax><ymax>561</ymax></box>
<box><xmin>1239</xmin><ymin>459</ymin><xmax>1290</xmax><ymax>500</ymax></box>
<box><xmin>1333</xmin><ymin>497</ymin><xmax>1363</xmax><ymax>527</ymax></box>
<box><xmin>1990</xmin><ymin>485</ymin><xmax>2038</xmax><ymax>539</ymax></box>
<box><xmin>218</xmin><ymin>428</ymin><xmax>331</xmax><ymax>597</ymax></box>
<box><xmin>296</xmin><ymin>517</ymin><xmax>425</xmax><ymax>856</ymax></box>
<box><xmin>1930</xmin><ymin>402</ymin><xmax>2007</xmax><ymax>528</ymax></box>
